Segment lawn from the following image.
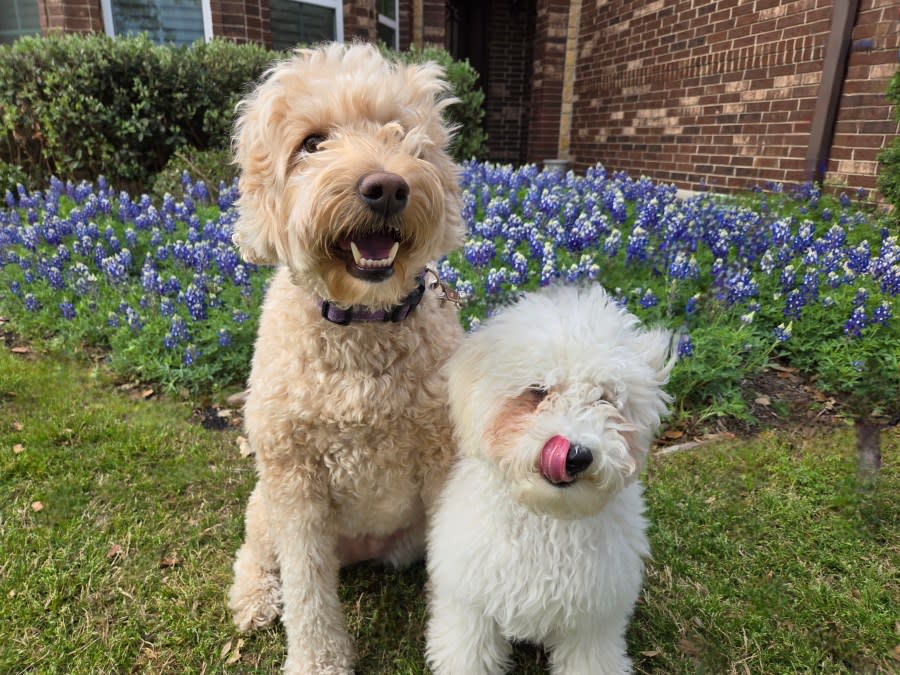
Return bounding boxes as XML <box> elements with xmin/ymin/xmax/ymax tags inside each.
<box><xmin>2</xmin><ymin>347</ymin><xmax>897</xmax><ymax>674</ymax></box>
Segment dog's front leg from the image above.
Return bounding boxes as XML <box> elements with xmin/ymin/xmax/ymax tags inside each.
<box><xmin>547</xmin><ymin>620</ymin><xmax>632</xmax><ymax>675</ymax></box>
<box><xmin>275</xmin><ymin>498</ymin><xmax>355</xmax><ymax>675</ymax></box>
<box><xmin>426</xmin><ymin>594</ymin><xmax>511</xmax><ymax>675</ymax></box>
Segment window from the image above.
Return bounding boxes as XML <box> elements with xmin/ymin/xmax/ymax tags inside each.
<box><xmin>270</xmin><ymin>0</ymin><xmax>343</xmax><ymax>50</ymax></box>
<box><xmin>377</xmin><ymin>0</ymin><xmax>398</xmax><ymax>49</ymax></box>
<box><xmin>100</xmin><ymin>0</ymin><xmax>213</xmax><ymax>46</ymax></box>
<box><xmin>1</xmin><ymin>0</ymin><xmax>41</xmax><ymax>44</ymax></box>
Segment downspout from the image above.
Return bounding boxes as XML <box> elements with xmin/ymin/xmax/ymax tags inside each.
<box><xmin>555</xmin><ymin>0</ymin><xmax>582</xmax><ymax>167</ymax></box>
<box><xmin>805</xmin><ymin>0</ymin><xmax>860</xmax><ymax>182</ymax></box>
<box><xmin>412</xmin><ymin>0</ymin><xmax>423</xmax><ymax>48</ymax></box>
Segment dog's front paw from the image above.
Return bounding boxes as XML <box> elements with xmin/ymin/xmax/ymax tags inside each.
<box><xmin>228</xmin><ymin>566</ymin><xmax>282</xmax><ymax>631</ymax></box>
<box><xmin>282</xmin><ymin>639</ymin><xmax>356</xmax><ymax>675</ymax></box>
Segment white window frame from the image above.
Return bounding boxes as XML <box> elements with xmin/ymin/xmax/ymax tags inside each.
<box><xmin>292</xmin><ymin>0</ymin><xmax>344</xmax><ymax>42</ymax></box>
<box><xmin>377</xmin><ymin>0</ymin><xmax>398</xmax><ymax>49</ymax></box>
<box><xmin>269</xmin><ymin>0</ymin><xmax>344</xmax><ymax>45</ymax></box>
<box><xmin>100</xmin><ymin>0</ymin><xmax>214</xmax><ymax>43</ymax></box>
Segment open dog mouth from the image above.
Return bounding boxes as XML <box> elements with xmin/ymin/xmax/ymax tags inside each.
<box><xmin>334</xmin><ymin>227</ymin><xmax>401</xmax><ymax>282</ymax></box>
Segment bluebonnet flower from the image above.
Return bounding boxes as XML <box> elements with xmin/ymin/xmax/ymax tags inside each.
<box><xmin>783</xmin><ymin>289</ymin><xmax>805</xmax><ymax>319</ymax></box>
<box><xmin>24</xmin><ymin>293</ymin><xmax>40</xmax><ymax>311</ymax></box>
<box><xmin>773</xmin><ymin>322</ymin><xmax>792</xmax><ymax>342</ymax></box>
<box><xmin>183</xmin><ymin>345</ymin><xmax>200</xmax><ymax>366</ymax></box>
<box><xmin>872</xmin><ymin>301</ymin><xmax>892</xmax><ymax>326</ymax></box>
<box><xmin>677</xmin><ymin>333</ymin><xmax>693</xmax><ymax>357</ymax></box>
<box><xmin>485</xmin><ymin>267</ymin><xmax>507</xmax><ymax>295</ymax></box>
<box><xmin>844</xmin><ymin>306</ymin><xmax>867</xmax><ymax>337</ymax></box>
<box><xmin>217</xmin><ymin>328</ymin><xmax>232</xmax><ymax>347</ymax></box>
<box><xmin>640</xmin><ymin>288</ymin><xmax>658</xmax><ymax>309</ymax></box>
<box><xmin>59</xmin><ymin>301</ymin><xmax>76</xmax><ymax>320</ymax></box>
<box><xmin>685</xmin><ymin>293</ymin><xmax>700</xmax><ymax>315</ymax></box>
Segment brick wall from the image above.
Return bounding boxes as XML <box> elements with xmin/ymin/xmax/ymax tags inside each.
<box><xmin>570</xmin><ymin>0</ymin><xmax>900</xmax><ymax>195</ymax></box>
<box><xmin>482</xmin><ymin>0</ymin><xmax>535</xmax><ymax>163</ymax></box>
<box><xmin>210</xmin><ymin>0</ymin><xmax>268</xmax><ymax>45</ymax></box>
<box><xmin>39</xmin><ymin>0</ymin><xmax>103</xmax><ymax>34</ymax></box>
<box><xmin>422</xmin><ymin>0</ymin><xmax>445</xmax><ymax>46</ymax></box>
<box><xmin>830</xmin><ymin>2</ymin><xmax>900</xmax><ymax>193</ymax></box>
<box><xmin>526</xmin><ymin>0</ymin><xmax>569</xmax><ymax>163</ymax></box>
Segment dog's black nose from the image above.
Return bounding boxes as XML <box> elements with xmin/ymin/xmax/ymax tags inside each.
<box><xmin>565</xmin><ymin>444</ymin><xmax>593</xmax><ymax>477</ymax></box>
<box><xmin>358</xmin><ymin>172</ymin><xmax>409</xmax><ymax>217</ymax></box>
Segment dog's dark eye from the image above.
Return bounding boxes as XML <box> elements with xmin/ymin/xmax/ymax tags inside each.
<box><xmin>526</xmin><ymin>386</ymin><xmax>549</xmax><ymax>404</ymax></box>
<box><xmin>300</xmin><ymin>134</ymin><xmax>326</xmax><ymax>154</ymax></box>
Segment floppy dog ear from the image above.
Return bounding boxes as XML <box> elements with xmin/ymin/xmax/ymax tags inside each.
<box><xmin>230</xmin><ymin>72</ymin><xmax>291</xmax><ymax>266</ymax></box>
<box><xmin>638</xmin><ymin>327</ymin><xmax>677</xmax><ymax>383</ymax></box>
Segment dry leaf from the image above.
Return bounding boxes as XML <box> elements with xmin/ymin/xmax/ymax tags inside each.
<box><xmin>754</xmin><ymin>395</ymin><xmax>771</xmax><ymax>406</ymax></box>
<box><xmin>220</xmin><ymin>639</ymin><xmax>232</xmax><ymax>660</ymax></box>
<box><xmin>225</xmin><ymin>638</ymin><xmax>244</xmax><ymax>665</ymax></box>
<box><xmin>704</xmin><ymin>496</ymin><xmax>717</xmax><ymax>505</ymax></box>
<box><xmin>676</xmin><ymin>638</ymin><xmax>701</xmax><ymax>657</ymax></box>
<box><xmin>13</xmin><ymin>444</ymin><xmax>24</xmax><ymax>454</ymax></box>
<box><xmin>640</xmin><ymin>649</ymin><xmax>660</xmax><ymax>657</ymax></box>
<box><xmin>7</xmin><ymin>590</ymin><xmax>15</xmax><ymax>598</ymax></box>
<box><xmin>141</xmin><ymin>388</ymin><xmax>154</xmax><ymax>399</ymax></box>
<box><xmin>217</xmin><ymin>408</ymin><xmax>233</xmax><ymax>418</ymax></box>
<box><xmin>769</xmin><ymin>363</ymin><xmax>798</xmax><ymax>374</ymax></box>
<box><xmin>107</xmin><ymin>544</ymin><xmax>124</xmax><ymax>560</ymax></box>
<box><xmin>237</xmin><ymin>436</ymin><xmax>253</xmax><ymax>458</ymax></box>
<box><xmin>663</xmin><ymin>430</ymin><xmax>683</xmax><ymax>440</ymax></box>
<box><xmin>31</xmin><ymin>501</ymin><xmax>43</xmax><ymax>512</ymax></box>
<box><xmin>12</xmin><ymin>421</ymin><xmax>23</xmax><ymax>431</ymax></box>
<box><xmin>11</xmin><ymin>346</ymin><xmax>29</xmax><ymax>354</ymax></box>
<box><xmin>159</xmin><ymin>554</ymin><xmax>180</xmax><ymax>568</ymax></box>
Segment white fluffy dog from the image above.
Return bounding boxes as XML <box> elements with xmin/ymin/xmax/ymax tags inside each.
<box><xmin>227</xmin><ymin>43</ymin><xmax>464</xmax><ymax>674</ymax></box>
<box><xmin>426</xmin><ymin>285</ymin><xmax>674</xmax><ymax>675</ymax></box>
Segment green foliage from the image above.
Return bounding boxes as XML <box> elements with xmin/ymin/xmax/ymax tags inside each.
<box><xmin>384</xmin><ymin>44</ymin><xmax>488</xmax><ymax>162</ymax></box>
<box><xmin>667</xmin><ymin>320</ymin><xmax>771</xmax><ymax>422</ymax></box>
<box><xmin>0</xmin><ymin>34</ymin><xmax>277</xmax><ymax>192</ymax></box>
<box><xmin>878</xmin><ymin>69</ymin><xmax>900</xmax><ymax>214</ymax></box>
<box><xmin>151</xmin><ymin>147</ymin><xmax>238</xmax><ymax>200</ymax></box>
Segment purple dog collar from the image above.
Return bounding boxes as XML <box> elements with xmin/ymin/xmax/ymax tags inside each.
<box><xmin>319</xmin><ymin>278</ymin><xmax>426</xmax><ymax>326</ymax></box>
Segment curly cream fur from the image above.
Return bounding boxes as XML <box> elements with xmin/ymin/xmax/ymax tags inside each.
<box><xmin>227</xmin><ymin>43</ymin><xmax>463</xmax><ymax>674</ymax></box>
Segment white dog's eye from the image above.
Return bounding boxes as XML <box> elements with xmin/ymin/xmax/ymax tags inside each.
<box><xmin>300</xmin><ymin>134</ymin><xmax>326</xmax><ymax>154</ymax></box>
<box><xmin>525</xmin><ymin>386</ymin><xmax>549</xmax><ymax>406</ymax></box>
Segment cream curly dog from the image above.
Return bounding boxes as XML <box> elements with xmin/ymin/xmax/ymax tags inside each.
<box><xmin>227</xmin><ymin>43</ymin><xmax>464</xmax><ymax>674</ymax></box>
<box><xmin>427</xmin><ymin>285</ymin><xmax>674</xmax><ymax>675</ymax></box>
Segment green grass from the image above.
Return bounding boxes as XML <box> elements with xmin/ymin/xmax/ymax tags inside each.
<box><xmin>1</xmin><ymin>349</ymin><xmax>898</xmax><ymax>673</ymax></box>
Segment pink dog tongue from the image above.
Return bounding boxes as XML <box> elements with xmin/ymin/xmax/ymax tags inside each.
<box><xmin>348</xmin><ymin>232</ymin><xmax>396</xmax><ymax>260</ymax></box>
<box><xmin>540</xmin><ymin>435</ymin><xmax>573</xmax><ymax>484</ymax></box>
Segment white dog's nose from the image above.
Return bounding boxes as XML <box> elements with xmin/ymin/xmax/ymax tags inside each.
<box><xmin>565</xmin><ymin>444</ymin><xmax>593</xmax><ymax>477</ymax></box>
<box><xmin>358</xmin><ymin>172</ymin><xmax>409</xmax><ymax>217</ymax></box>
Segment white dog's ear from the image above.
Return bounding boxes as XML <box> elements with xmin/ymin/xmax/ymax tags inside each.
<box><xmin>446</xmin><ymin>337</ymin><xmax>491</xmax><ymax>456</ymax></box>
<box><xmin>638</xmin><ymin>327</ymin><xmax>676</xmax><ymax>382</ymax></box>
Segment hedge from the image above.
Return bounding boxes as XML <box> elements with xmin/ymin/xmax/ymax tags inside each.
<box><xmin>0</xmin><ymin>34</ymin><xmax>488</xmax><ymax>194</ymax></box>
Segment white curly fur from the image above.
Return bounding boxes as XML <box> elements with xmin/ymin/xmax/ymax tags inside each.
<box><xmin>227</xmin><ymin>43</ymin><xmax>464</xmax><ymax>674</ymax></box>
<box><xmin>426</xmin><ymin>284</ymin><xmax>674</xmax><ymax>675</ymax></box>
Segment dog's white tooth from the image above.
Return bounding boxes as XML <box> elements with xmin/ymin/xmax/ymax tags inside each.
<box><xmin>350</xmin><ymin>241</ymin><xmax>362</xmax><ymax>265</ymax></box>
<box><xmin>387</xmin><ymin>242</ymin><xmax>399</xmax><ymax>264</ymax></box>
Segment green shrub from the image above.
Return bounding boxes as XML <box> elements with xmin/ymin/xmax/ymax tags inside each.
<box><xmin>878</xmin><ymin>70</ymin><xmax>900</xmax><ymax>213</ymax></box>
<box><xmin>384</xmin><ymin>44</ymin><xmax>488</xmax><ymax>162</ymax></box>
<box><xmin>151</xmin><ymin>147</ymin><xmax>238</xmax><ymax>200</ymax></box>
<box><xmin>0</xmin><ymin>34</ymin><xmax>277</xmax><ymax>193</ymax></box>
